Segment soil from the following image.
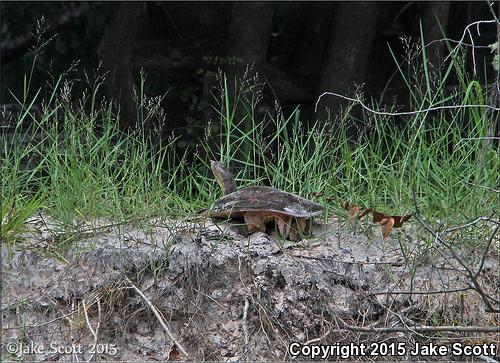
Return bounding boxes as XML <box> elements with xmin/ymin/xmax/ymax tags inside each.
<box><xmin>2</xmin><ymin>213</ymin><xmax>499</xmax><ymax>362</ymax></box>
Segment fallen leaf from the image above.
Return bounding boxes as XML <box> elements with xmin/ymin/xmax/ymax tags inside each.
<box><xmin>168</xmin><ymin>345</ymin><xmax>181</xmax><ymax>361</ymax></box>
<box><xmin>343</xmin><ymin>202</ymin><xmax>371</xmax><ymax>220</ymax></box>
<box><xmin>380</xmin><ymin>217</ymin><xmax>395</xmax><ymax>240</ymax></box>
<box><xmin>348</xmin><ymin>205</ymin><xmax>361</xmax><ymax>219</ymax></box>
<box><xmin>372</xmin><ymin>211</ymin><xmax>412</xmax><ymax>227</ymax></box>
<box><xmin>357</xmin><ymin>208</ymin><xmax>372</xmax><ymax>220</ymax></box>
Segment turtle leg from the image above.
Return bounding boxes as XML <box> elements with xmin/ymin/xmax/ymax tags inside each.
<box><xmin>243</xmin><ymin>212</ymin><xmax>266</xmax><ymax>234</ymax></box>
<box><xmin>289</xmin><ymin>218</ymin><xmax>310</xmax><ymax>242</ymax></box>
<box><xmin>275</xmin><ymin>215</ymin><xmax>291</xmax><ymax>240</ymax></box>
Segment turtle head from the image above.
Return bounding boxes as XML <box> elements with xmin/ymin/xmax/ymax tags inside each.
<box><xmin>210</xmin><ymin>161</ymin><xmax>237</xmax><ymax>195</ymax></box>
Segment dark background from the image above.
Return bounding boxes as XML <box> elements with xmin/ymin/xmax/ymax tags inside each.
<box><xmin>1</xmin><ymin>2</ymin><xmax>498</xmax><ymax>136</ymax></box>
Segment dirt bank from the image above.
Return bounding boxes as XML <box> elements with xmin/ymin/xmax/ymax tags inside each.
<box><xmin>2</xmin><ymin>214</ymin><xmax>499</xmax><ymax>361</ymax></box>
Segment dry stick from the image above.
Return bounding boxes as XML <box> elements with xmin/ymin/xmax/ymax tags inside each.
<box><xmin>445</xmin><ymin>20</ymin><xmax>497</xmax><ymax>62</ymax></box>
<box><xmin>69</xmin><ymin>300</ymin><xmax>80</xmax><ymax>363</ymax></box>
<box><xmin>236</xmin><ymin>256</ymin><xmax>287</xmax><ymax>353</ymax></box>
<box><xmin>486</xmin><ymin>1</ymin><xmax>500</xmax><ymax>25</ymax></box>
<box><xmin>304</xmin><ymin>329</ymin><xmax>331</xmax><ymax>345</ymax></box>
<box><xmin>371</xmin><ymin>286</ymin><xmax>473</xmax><ymax>296</ymax></box>
<box><xmin>475</xmin><ymin>224</ymin><xmax>499</xmax><ymax>279</ymax></box>
<box><xmin>467</xmin><ymin>26</ymin><xmax>478</xmax><ymax>76</ymax></box>
<box><xmin>315</xmin><ymin>92</ymin><xmax>500</xmax><ymax>116</ymax></box>
<box><xmin>337</xmin><ymin>323</ymin><xmax>500</xmax><ymax>334</ymax></box>
<box><xmin>290</xmin><ymin>253</ymin><xmax>404</xmax><ymax>266</ymax></box>
<box><xmin>426</xmin><ymin>38</ymin><xmax>490</xmax><ymax>49</ymax></box>
<box><xmin>317</xmin><ymin>19</ymin><xmax>499</xmax><ymax>116</ymax></box>
<box><xmin>242</xmin><ymin>296</ymin><xmax>250</xmax><ymax>357</ymax></box>
<box><xmin>4</xmin><ymin>311</ymin><xmax>76</xmax><ymax>330</ymax></box>
<box><xmin>125</xmin><ymin>277</ymin><xmax>189</xmax><ymax>357</ymax></box>
<box><xmin>82</xmin><ymin>298</ymin><xmax>101</xmax><ymax>362</ymax></box>
<box><xmin>478</xmin><ymin>354</ymin><xmax>499</xmax><ymax>363</ymax></box>
<box><xmin>461</xmin><ymin>137</ymin><xmax>500</xmax><ymax>141</ymax></box>
<box><xmin>412</xmin><ymin>191</ymin><xmax>500</xmax><ymax>313</ymax></box>
<box><xmin>384</xmin><ymin>304</ymin><xmax>428</xmax><ymax>340</ymax></box>
<box><xmin>443</xmin><ymin>215</ymin><xmax>499</xmax><ymax>235</ymax></box>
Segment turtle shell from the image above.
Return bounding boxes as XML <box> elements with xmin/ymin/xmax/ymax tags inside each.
<box><xmin>207</xmin><ymin>186</ymin><xmax>324</xmax><ymax>218</ymax></box>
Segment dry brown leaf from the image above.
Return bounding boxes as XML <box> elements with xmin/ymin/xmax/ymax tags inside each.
<box><xmin>348</xmin><ymin>205</ymin><xmax>361</xmax><ymax>219</ymax></box>
<box><xmin>373</xmin><ymin>211</ymin><xmax>412</xmax><ymax>227</ymax></box>
<box><xmin>343</xmin><ymin>202</ymin><xmax>371</xmax><ymax>220</ymax></box>
<box><xmin>168</xmin><ymin>345</ymin><xmax>181</xmax><ymax>361</ymax></box>
<box><xmin>380</xmin><ymin>217</ymin><xmax>395</xmax><ymax>240</ymax></box>
<box><xmin>357</xmin><ymin>208</ymin><xmax>372</xmax><ymax>220</ymax></box>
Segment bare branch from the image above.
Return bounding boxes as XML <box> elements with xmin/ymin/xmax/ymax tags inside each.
<box><xmin>443</xmin><ymin>215</ymin><xmax>499</xmax><ymax>235</ymax></box>
<box><xmin>446</xmin><ymin>20</ymin><xmax>496</xmax><ymax>58</ymax></box>
<box><xmin>443</xmin><ymin>19</ymin><xmax>497</xmax><ymax>74</ymax></box>
<box><xmin>486</xmin><ymin>1</ymin><xmax>500</xmax><ymax>25</ymax></box>
<box><xmin>242</xmin><ymin>296</ymin><xmax>250</xmax><ymax>358</ymax></box>
<box><xmin>475</xmin><ymin>225</ymin><xmax>499</xmax><ymax>278</ymax></box>
<box><xmin>412</xmin><ymin>191</ymin><xmax>500</xmax><ymax>313</ymax></box>
<box><xmin>82</xmin><ymin>297</ymin><xmax>102</xmax><ymax>362</ymax></box>
<box><xmin>304</xmin><ymin>330</ymin><xmax>331</xmax><ymax>345</ymax></box>
<box><xmin>125</xmin><ymin>277</ymin><xmax>189</xmax><ymax>358</ymax></box>
<box><xmin>425</xmin><ymin>38</ymin><xmax>490</xmax><ymax>49</ymax></box>
<box><xmin>337</xmin><ymin>321</ymin><xmax>500</xmax><ymax>333</ymax></box>
<box><xmin>371</xmin><ymin>286</ymin><xmax>473</xmax><ymax>295</ymax></box>
<box><xmin>460</xmin><ymin>137</ymin><xmax>500</xmax><ymax>141</ymax></box>
<box><xmin>315</xmin><ymin>91</ymin><xmax>500</xmax><ymax>116</ymax></box>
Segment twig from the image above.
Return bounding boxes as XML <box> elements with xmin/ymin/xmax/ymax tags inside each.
<box><xmin>467</xmin><ymin>26</ymin><xmax>478</xmax><ymax>76</ymax></box>
<box><xmin>370</xmin><ymin>286</ymin><xmax>473</xmax><ymax>295</ymax></box>
<box><xmin>69</xmin><ymin>300</ymin><xmax>80</xmax><ymax>362</ymax></box>
<box><xmin>304</xmin><ymin>330</ymin><xmax>331</xmax><ymax>345</ymax></box>
<box><xmin>478</xmin><ymin>353</ymin><xmax>499</xmax><ymax>363</ymax></box>
<box><xmin>192</xmin><ymin>287</ymin><xmax>228</xmax><ymax>310</ymax></box>
<box><xmin>337</xmin><ymin>322</ymin><xmax>500</xmax><ymax>333</ymax></box>
<box><xmin>443</xmin><ymin>215</ymin><xmax>499</xmax><ymax>235</ymax></box>
<box><xmin>444</xmin><ymin>20</ymin><xmax>497</xmax><ymax>63</ymax></box>
<box><xmin>125</xmin><ymin>277</ymin><xmax>189</xmax><ymax>357</ymax></box>
<box><xmin>290</xmin><ymin>253</ymin><xmax>404</xmax><ymax>266</ymax></box>
<box><xmin>315</xmin><ymin>91</ymin><xmax>500</xmax><ymax>116</ymax></box>
<box><xmin>384</xmin><ymin>304</ymin><xmax>428</xmax><ymax>339</ymax></box>
<box><xmin>75</xmin><ymin>214</ymin><xmax>159</xmax><ymax>235</ymax></box>
<box><xmin>460</xmin><ymin>137</ymin><xmax>500</xmax><ymax>141</ymax></box>
<box><xmin>242</xmin><ymin>296</ymin><xmax>250</xmax><ymax>357</ymax></box>
<box><xmin>4</xmin><ymin>310</ymin><xmax>76</xmax><ymax>330</ymax></box>
<box><xmin>486</xmin><ymin>1</ymin><xmax>500</xmax><ymax>25</ymax></box>
<box><xmin>426</xmin><ymin>38</ymin><xmax>490</xmax><ymax>49</ymax></box>
<box><xmin>412</xmin><ymin>191</ymin><xmax>500</xmax><ymax>313</ymax></box>
<box><xmin>82</xmin><ymin>298</ymin><xmax>101</xmax><ymax>362</ymax></box>
<box><xmin>475</xmin><ymin>224</ymin><xmax>499</xmax><ymax>278</ymax></box>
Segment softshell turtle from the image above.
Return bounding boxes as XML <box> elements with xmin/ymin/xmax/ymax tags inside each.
<box><xmin>206</xmin><ymin>161</ymin><xmax>324</xmax><ymax>241</ymax></box>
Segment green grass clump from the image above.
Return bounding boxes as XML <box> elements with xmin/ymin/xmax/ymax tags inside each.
<box><xmin>1</xmin><ymin>35</ymin><xmax>498</xmax><ymax>245</ymax></box>
<box><xmin>1</xmin><ymin>71</ymin><xmax>196</xmax><ymax>240</ymax></box>
<box><xmin>202</xmin><ymin>61</ymin><xmax>498</xmax><ymax>223</ymax></box>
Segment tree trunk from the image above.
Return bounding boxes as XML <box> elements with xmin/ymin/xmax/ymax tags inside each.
<box><xmin>203</xmin><ymin>1</ymin><xmax>274</xmax><ymax>162</ymax></box>
<box><xmin>226</xmin><ymin>2</ymin><xmax>274</xmax><ymax>76</ymax></box>
<box><xmin>316</xmin><ymin>2</ymin><xmax>378</xmax><ymax>123</ymax></box>
<box><xmin>293</xmin><ymin>3</ymin><xmax>334</xmax><ymax>78</ymax></box>
<box><xmin>98</xmin><ymin>2</ymin><xmax>142</xmax><ymax>130</ymax></box>
<box><xmin>201</xmin><ymin>2</ymin><xmax>273</xmax><ymax>126</ymax></box>
<box><xmin>422</xmin><ymin>1</ymin><xmax>450</xmax><ymax>71</ymax></box>
<box><xmin>202</xmin><ymin>1</ymin><xmax>273</xmax><ymax>123</ymax></box>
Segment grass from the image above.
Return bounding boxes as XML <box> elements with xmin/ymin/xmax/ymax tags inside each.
<box><xmin>1</xmin><ymin>36</ymin><xmax>498</xmax><ymax>246</ymax></box>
